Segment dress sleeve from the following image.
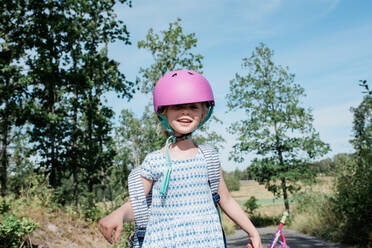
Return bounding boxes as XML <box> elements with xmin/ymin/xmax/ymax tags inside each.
<box><xmin>140</xmin><ymin>152</ymin><xmax>162</xmax><ymax>181</ymax></box>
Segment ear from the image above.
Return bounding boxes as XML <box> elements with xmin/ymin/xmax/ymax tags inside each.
<box><xmin>201</xmin><ymin>111</ymin><xmax>206</xmax><ymax>122</ymax></box>
<box><xmin>201</xmin><ymin>103</ymin><xmax>209</xmax><ymax>122</ymax></box>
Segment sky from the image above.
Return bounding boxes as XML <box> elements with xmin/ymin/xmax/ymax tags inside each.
<box><xmin>106</xmin><ymin>0</ymin><xmax>372</xmax><ymax>171</ymax></box>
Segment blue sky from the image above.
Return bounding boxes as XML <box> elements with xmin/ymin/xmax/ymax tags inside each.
<box><xmin>107</xmin><ymin>0</ymin><xmax>372</xmax><ymax>171</ymax></box>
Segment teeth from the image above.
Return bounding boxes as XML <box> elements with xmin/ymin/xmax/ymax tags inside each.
<box><xmin>178</xmin><ymin>119</ymin><xmax>191</xmax><ymax>123</ymax></box>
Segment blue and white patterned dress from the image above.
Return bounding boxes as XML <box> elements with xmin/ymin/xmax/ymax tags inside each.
<box><xmin>140</xmin><ymin>149</ymin><xmax>225</xmax><ymax>248</ymax></box>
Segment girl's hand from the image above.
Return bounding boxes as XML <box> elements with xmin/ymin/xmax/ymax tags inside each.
<box><xmin>98</xmin><ymin>210</ymin><xmax>124</xmax><ymax>244</ymax></box>
<box><xmin>246</xmin><ymin>233</ymin><xmax>263</xmax><ymax>248</ymax></box>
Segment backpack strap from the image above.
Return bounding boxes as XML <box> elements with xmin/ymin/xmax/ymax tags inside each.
<box><xmin>128</xmin><ymin>167</ymin><xmax>152</xmax><ymax>248</ymax></box>
<box><xmin>198</xmin><ymin>144</ymin><xmax>221</xmax><ymax>194</ymax></box>
<box><xmin>199</xmin><ymin>144</ymin><xmax>227</xmax><ymax>248</ymax></box>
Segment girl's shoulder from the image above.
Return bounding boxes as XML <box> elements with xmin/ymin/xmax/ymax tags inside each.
<box><xmin>143</xmin><ymin>149</ymin><xmax>165</xmax><ymax>162</ymax></box>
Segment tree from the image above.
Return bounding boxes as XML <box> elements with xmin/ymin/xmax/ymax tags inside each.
<box><xmin>0</xmin><ymin>0</ymin><xmax>29</xmax><ymax>196</ymax></box>
<box><xmin>59</xmin><ymin>0</ymin><xmax>133</xmax><ymax>207</ymax></box>
<box><xmin>60</xmin><ymin>0</ymin><xmax>134</xmax><ymax>206</ymax></box>
<box><xmin>226</xmin><ymin>43</ymin><xmax>330</xmax><ymax>213</ymax></box>
<box><xmin>328</xmin><ymin>80</ymin><xmax>371</xmax><ymax>245</ymax></box>
<box><xmin>115</xmin><ymin>106</ymin><xmax>165</xmax><ymax>170</ymax></box>
<box><xmin>25</xmin><ymin>0</ymin><xmax>72</xmax><ymax>189</ymax></box>
<box><xmin>137</xmin><ymin>18</ymin><xmax>204</xmax><ymax>94</ymax></box>
<box><xmin>73</xmin><ymin>0</ymin><xmax>134</xmax><ymax>205</ymax></box>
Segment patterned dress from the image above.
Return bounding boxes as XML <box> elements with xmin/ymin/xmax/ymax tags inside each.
<box><xmin>140</xmin><ymin>149</ymin><xmax>225</xmax><ymax>248</ymax></box>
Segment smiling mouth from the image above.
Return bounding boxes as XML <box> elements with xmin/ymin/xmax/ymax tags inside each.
<box><xmin>177</xmin><ymin>118</ymin><xmax>192</xmax><ymax>123</ymax></box>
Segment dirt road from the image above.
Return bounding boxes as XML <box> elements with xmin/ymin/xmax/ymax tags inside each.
<box><xmin>227</xmin><ymin>228</ymin><xmax>347</xmax><ymax>248</ymax></box>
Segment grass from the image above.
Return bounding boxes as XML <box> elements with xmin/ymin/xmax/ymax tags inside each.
<box><xmin>226</xmin><ymin>177</ymin><xmax>335</xmax><ymax>231</ymax></box>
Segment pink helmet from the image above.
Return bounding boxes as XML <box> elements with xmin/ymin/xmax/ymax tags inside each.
<box><xmin>153</xmin><ymin>70</ymin><xmax>215</xmax><ymax>113</ymax></box>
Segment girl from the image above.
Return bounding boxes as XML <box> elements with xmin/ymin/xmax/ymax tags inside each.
<box><xmin>99</xmin><ymin>70</ymin><xmax>262</xmax><ymax>248</ymax></box>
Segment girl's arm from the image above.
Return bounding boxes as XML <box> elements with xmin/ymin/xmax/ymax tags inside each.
<box><xmin>218</xmin><ymin>168</ymin><xmax>262</xmax><ymax>248</ymax></box>
<box><xmin>98</xmin><ymin>200</ymin><xmax>134</xmax><ymax>244</ymax></box>
<box><xmin>99</xmin><ymin>168</ymin><xmax>153</xmax><ymax>244</ymax></box>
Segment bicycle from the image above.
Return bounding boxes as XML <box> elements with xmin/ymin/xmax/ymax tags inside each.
<box><xmin>268</xmin><ymin>211</ymin><xmax>290</xmax><ymax>248</ymax></box>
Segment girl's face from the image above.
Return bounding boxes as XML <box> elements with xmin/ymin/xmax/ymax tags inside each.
<box><xmin>165</xmin><ymin>103</ymin><xmax>205</xmax><ymax>136</ymax></box>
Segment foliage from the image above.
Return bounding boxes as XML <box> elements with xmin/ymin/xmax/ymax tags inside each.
<box><xmin>137</xmin><ymin>18</ymin><xmax>204</xmax><ymax>94</ymax></box>
<box><xmin>326</xmin><ymin>80</ymin><xmax>372</xmax><ymax>246</ymax></box>
<box><xmin>249</xmin><ymin>214</ymin><xmax>280</xmax><ymax>228</ymax></box>
<box><xmin>243</xmin><ymin>196</ymin><xmax>260</xmax><ymax>215</ymax></box>
<box><xmin>7</xmin><ymin>131</ymin><xmax>36</xmax><ymax>197</ymax></box>
<box><xmin>111</xmin><ymin>222</ymin><xmax>134</xmax><ymax>248</ymax></box>
<box><xmin>0</xmin><ymin>198</ymin><xmax>11</xmax><ymax>214</ymax></box>
<box><xmin>115</xmin><ymin>106</ymin><xmax>165</xmax><ymax>170</ymax></box>
<box><xmin>290</xmin><ymin>81</ymin><xmax>372</xmax><ymax>247</ymax></box>
<box><xmin>226</xmin><ymin>43</ymin><xmax>330</xmax><ymax>212</ymax></box>
<box><xmin>81</xmin><ymin>203</ymin><xmax>105</xmax><ymax>223</ymax></box>
<box><xmin>0</xmin><ymin>0</ymin><xmax>29</xmax><ymax>197</ymax></box>
<box><xmin>0</xmin><ymin>0</ymin><xmax>136</xmax><ymax>208</ymax></box>
<box><xmin>0</xmin><ymin>214</ymin><xmax>39</xmax><ymax>248</ymax></box>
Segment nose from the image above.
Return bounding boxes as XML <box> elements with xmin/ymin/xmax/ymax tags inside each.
<box><xmin>181</xmin><ymin>107</ymin><xmax>190</xmax><ymax>115</ymax></box>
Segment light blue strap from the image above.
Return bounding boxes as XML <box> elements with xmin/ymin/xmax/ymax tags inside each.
<box><xmin>157</xmin><ymin>113</ymin><xmax>174</xmax><ymax>135</ymax></box>
<box><xmin>160</xmin><ymin>135</ymin><xmax>175</xmax><ymax>195</ymax></box>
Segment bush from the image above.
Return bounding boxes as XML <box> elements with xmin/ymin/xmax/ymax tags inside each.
<box><xmin>243</xmin><ymin>196</ymin><xmax>260</xmax><ymax>215</ymax></box>
<box><xmin>111</xmin><ymin>222</ymin><xmax>134</xmax><ymax>248</ymax></box>
<box><xmin>0</xmin><ymin>198</ymin><xmax>11</xmax><ymax>214</ymax></box>
<box><xmin>328</xmin><ymin>155</ymin><xmax>372</xmax><ymax>246</ymax></box>
<box><xmin>250</xmin><ymin>214</ymin><xmax>280</xmax><ymax>227</ymax></box>
<box><xmin>291</xmin><ymin>190</ymin><xmax>332</xmax><ymax>236</ymax></box>
<box><xmin>80</xmin><ymin>202</ymin><xmax>105</xmax><ymax>223</ymax></box>
<box><xmin>0</xmin><ymin>214</ymin><xmax>39</xmax><ymax>248</ymax></box>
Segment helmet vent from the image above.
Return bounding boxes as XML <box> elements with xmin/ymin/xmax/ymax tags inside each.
<box><xmin>188</xmin><ymin>71</ymin><xmax>194</xmax><ymax>75</ymax></box>
<box><xmin>171</xmin><ymin>73</ymin><xmax>177</xmax><ymax>77</ymax></box>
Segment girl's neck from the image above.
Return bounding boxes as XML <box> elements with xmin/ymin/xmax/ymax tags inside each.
<box><xmin>171</xmin><ymin>138</ymin><xmax>196</xmax><ymax>150</ymax></box>
<box><xmin>161</xmin><ymin>137</ymin><xmax>198</xmax><ymax>160</ymax></box>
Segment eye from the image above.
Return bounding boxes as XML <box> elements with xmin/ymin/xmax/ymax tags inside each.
<box><xmin>172</xmin><ymin>105</ymin><xmax>183</xmax><ymax>110</ymax></box>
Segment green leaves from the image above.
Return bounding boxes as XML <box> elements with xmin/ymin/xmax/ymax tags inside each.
<box><xmin>137</xmin><ymin>18</ymin><xmax>204</xmax><ymax>94</ymax></box>
<box><xmin>326</xmin><ymin>81</ymin><xmax>372</xmax><ymax>245</ymax></box>
<box><xmin>0</xmin><ymin>214</ymin><xmax>39</xmax><ymax>248</ymax></box>
<box><xmin>227</xmin><ymin>43</ymin><xmax>330</xmax><ymax>212</ymax></box>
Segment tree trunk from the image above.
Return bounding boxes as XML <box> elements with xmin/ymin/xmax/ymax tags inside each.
<box><xmin>281</xmin><ymin>178</ymin><xmax>290</xmax><ymax>213</ymax></box>
<box><xmin>274</xmin><ymin>121</ymin><xmax>290</xmax><ymax>213</ymax></box>
<box><xmin>1</xmin><ymin>113</ymin><xmax>9</xmax><ymax>197</ymax></box>
<box><xmin>49</xmin><ymin>75</ymin><xmax>57</xmax><ymax>188</ymax></box>
<box><xmin>101</xmin><ymin>167</ymin><xmax>107</xmax><ymax>210</ymax></box>
<box><xmin>73</xmin><ymin>169</ymin><xmax>79</xmax><ymax>209</ymax></box>
<box><xmin>107</xmin><ymin>175</ymin><xmax>113</xmax><ymax>209</ymax></box>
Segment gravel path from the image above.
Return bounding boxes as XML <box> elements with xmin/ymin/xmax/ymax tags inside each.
<box><xmin>227</xmin><ymin>228</ymin><xmax>348</xmax><ymax>248</ymax></box>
